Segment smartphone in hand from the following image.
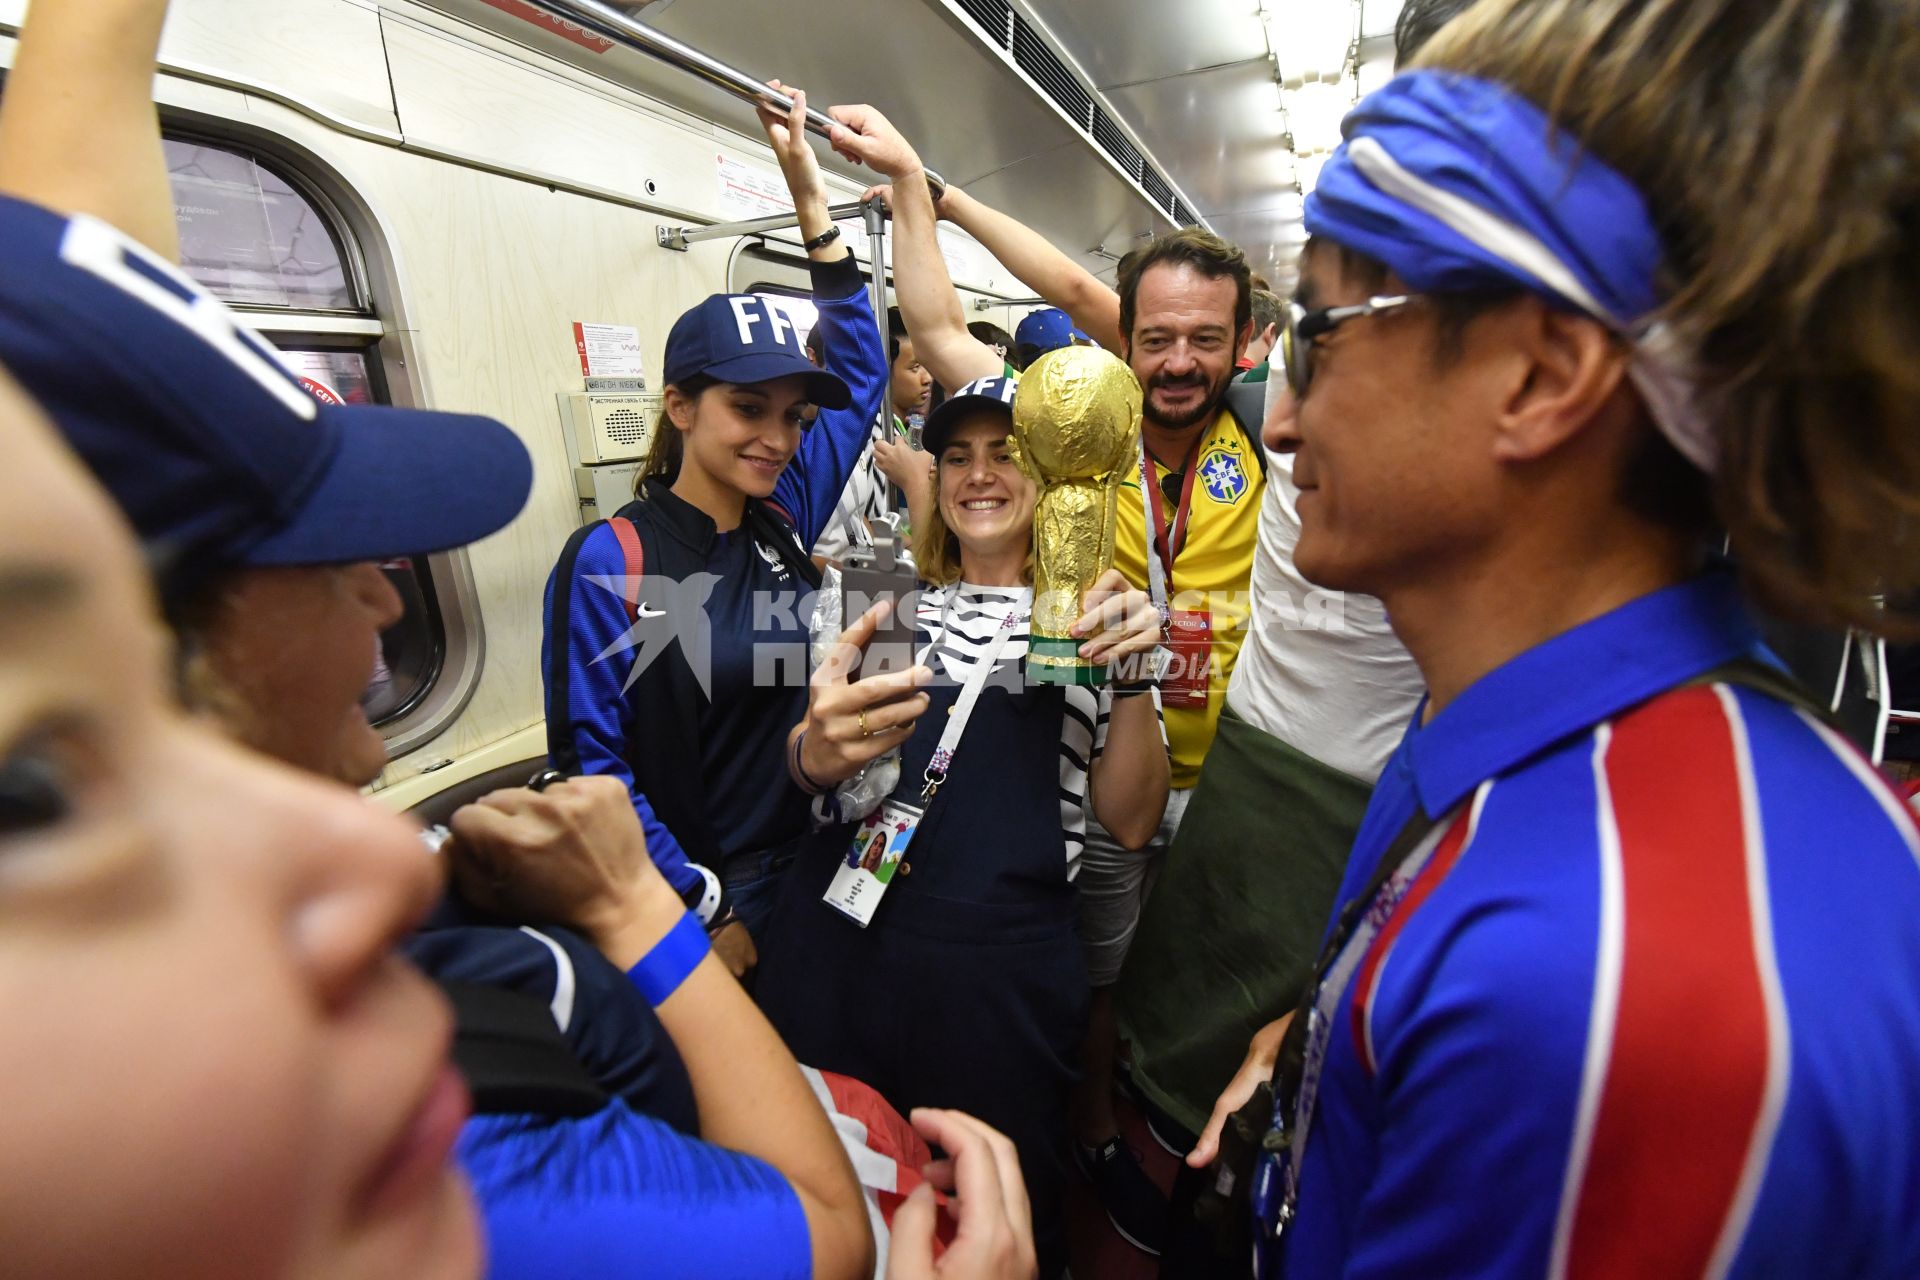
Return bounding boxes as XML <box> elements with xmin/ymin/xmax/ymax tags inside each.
<box><xmin>841</xmin><ymin>533</ymin><xmax>920</xmax><ymax>682</ymax></box>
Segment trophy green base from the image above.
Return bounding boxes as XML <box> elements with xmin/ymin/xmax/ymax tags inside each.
<box><xmin>1025</xmin><ymin>634</ymin><xmax>1108</xmax><ymax>687</ymax></box>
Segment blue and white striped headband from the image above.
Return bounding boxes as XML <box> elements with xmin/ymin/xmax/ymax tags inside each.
<box><xmin>1304</xmin><ymin>71</ymin><xmax>1714</xmax><ymax>472</ymax></box>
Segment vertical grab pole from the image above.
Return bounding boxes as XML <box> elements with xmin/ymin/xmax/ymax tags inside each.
<box><xmin>865</xmin><ymin>194</ymin><xmax>891</xmax><ymax>428</ymax></box>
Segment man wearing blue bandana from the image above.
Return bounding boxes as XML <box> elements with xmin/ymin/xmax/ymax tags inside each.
<box><xmin>1242</xmin><ymin>1</ymin><xmax>1920</xmax><ymax>1276</ymax></box>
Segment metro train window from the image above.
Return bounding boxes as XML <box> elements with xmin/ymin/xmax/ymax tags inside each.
<box><xmin>165</xmin><ymin>138</ymin><xmax>448</xmax><ymax>730</ymax></box>
<box><xmin>166</xmin><ymin>139</ymin><xmax>357</xmax><ymax>311</ymax></box>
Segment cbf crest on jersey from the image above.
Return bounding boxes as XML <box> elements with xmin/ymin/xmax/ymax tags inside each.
<box><xmin>1200</xmin><ymin>444</ymin><xmax>1251</xmax><ymax>506</ymax></box>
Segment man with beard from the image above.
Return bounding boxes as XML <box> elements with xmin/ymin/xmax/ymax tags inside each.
<box><xmin>820</xmin><ymin>101</ymin><xmax>1262</xmax><ymax>1255</ymax></box>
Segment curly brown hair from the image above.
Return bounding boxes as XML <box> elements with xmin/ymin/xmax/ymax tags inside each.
<box><xmin>1416</xmin><ymin>0</ymin><xmax>1920</xmax><ymax>634</ymax></box>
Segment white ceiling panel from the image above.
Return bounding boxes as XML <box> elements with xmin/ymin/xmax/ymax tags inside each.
<box><xmin>1015</xmin><ymin>0</ymin><xmax>1268</xmax><ymax>90</ymax></box>
<box><xmin>1100</xmin><ymin>58</ymin><xmax>1296</xmax><ymax>219</ymax></box>
<box><xmin>1013</xmin><ymin>0</ymin><xmax>1364</xmax><ymax>284</ymax></box>
<box><xmin>1206</xmin><ymin>206</ymin><xmax>1309</xmax><ymax>286</ymax></box>
<box><xmin>407</xmin><ymin>0</ymin><xmax>1181</xmax><ymax>284</ymax></box>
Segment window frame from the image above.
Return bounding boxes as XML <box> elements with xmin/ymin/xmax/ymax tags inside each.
<box><xmin>163</xmin><ymin>126</ymin><xmax>489</xmax><ymax>762</ymax></box>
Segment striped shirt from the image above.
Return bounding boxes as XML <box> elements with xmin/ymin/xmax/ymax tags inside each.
<box><xmin>1280</xmin><ymin>574</ymin><xmax>1920</xmax><ymax>1278</ymax></box>
<box><xmin>916</xmin><ymin>582</ymin><xmax>1162</xmax><ymax>879</ymax></box>
<box><xmin>813</xmin><ymin>416</ymin><xmax>905</xmax><ymax>564</ymax></box>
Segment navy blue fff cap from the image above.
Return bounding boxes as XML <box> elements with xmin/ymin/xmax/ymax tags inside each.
<box><xmin>922</xmin><ymin>374</ymin><xmax>1018</xmax><ymax>456</ymax></box>
<box><xmin>0</xmin><ymin>195</ymin><xmax>533</xmax><ymax>597</ymax></box>
<box><xmin>662</xmin><ymin>294</ymin><xmax>852</xmax><ymax>409</ymax></box>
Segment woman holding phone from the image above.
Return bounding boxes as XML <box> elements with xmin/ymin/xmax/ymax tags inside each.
<box><xmin>759</xmin><ymin>374</ymin><xmax>1172</xmax><ymax>1280</ymax></box>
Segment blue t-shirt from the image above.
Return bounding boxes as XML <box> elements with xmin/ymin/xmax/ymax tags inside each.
<box><xmin>463</xmin><ymin>1102</ymin><xmax>812</xmax><ymax>1280</ymax></box>
<box><xmin>405</xmin><ymin>912</ymin><xmax>698</xmax><ymax>1134</ymax></box>
<box><xmin>1272</xmin><ymin>574</ymin><xmax>1920</xmax><ymax>1278</ymax></box>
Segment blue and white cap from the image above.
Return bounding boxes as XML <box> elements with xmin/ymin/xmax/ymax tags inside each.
<box><xmin>0</xmin><ymin>194</ymin><xmax>534</xmax><ymax>598</ymax></box>
<box><xmin>662</xmin><ymin>293</ymin><xmax>852</xmax><ymax>408</ymax></box>
<box><xmin>922</xmin><ymin>374</ymin><xmax>1018</xmax><ymax>455</ymax></box>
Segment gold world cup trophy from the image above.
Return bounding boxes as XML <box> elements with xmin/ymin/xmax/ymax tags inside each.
<box><xmin>1011</xmin><ymin>345</ymin><xmax>1143</xmax><ymax>686</ymax></box>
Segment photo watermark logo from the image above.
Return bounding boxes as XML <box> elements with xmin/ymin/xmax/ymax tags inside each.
<box><xmin>582</xmin><ymin>575</ymin><xmax>1356</xmax><ymax>693</ymax></box>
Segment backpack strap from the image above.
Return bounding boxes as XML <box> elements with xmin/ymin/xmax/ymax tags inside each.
<box><xmin>544</xmin><ymin>514</ymin><xmax>653</xmax><ymax>770</ymax></box>
<box><xmin>442</xmin><ymin>981</ymin><xmax>610</xmax><ymax>1119</ymax></box>
<box><xmin>543</xmin><ymin>520</ymin><xmax>600</xmax><ymax>773</ymax></box>
<box><xmin>1223</xmin><ymin>382</ymin><xmax>1270</xmax><ymax>478</ymax></box>
<box><xmin>608</xmin><ymin>515</ymin><xmax>646</xmax><ymax>624</ymax></box>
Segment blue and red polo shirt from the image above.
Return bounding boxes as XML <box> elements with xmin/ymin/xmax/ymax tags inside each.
<box><xmin>1277</xmin><ymin>573</ymin><xmax>1920</xmax><ymax>1278</ymax></box>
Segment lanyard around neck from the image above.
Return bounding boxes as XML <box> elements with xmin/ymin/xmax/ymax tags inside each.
<box><xmin>1138</xmin><ymin>433</ymin><xmax>1203</xmax><ymax>610</ymax></box>
<box><xmin>918</xmin><ymin>599</ymin><xmax>1022</xmax><ymax>804</ymax></box>
<box><xmin>1256</xmin><ymin>782</ymin><xmax>1486</xmax><ymax>1260</ymax></box>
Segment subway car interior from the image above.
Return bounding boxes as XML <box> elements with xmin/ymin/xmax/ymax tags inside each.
<box><xmin>2</xmin><ymin>0</ymin><xmax>1918</xmax><ymax>1277</ymax></box>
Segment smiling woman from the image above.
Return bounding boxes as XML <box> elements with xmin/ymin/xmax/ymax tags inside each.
<box><xmin>0</xmin><ymin>374</ymin><xmax>480</xmax><ymax>1279</ymax></box>
<box><xmin>759</xmin><ymin>372</ymin><xmax>1171</xmax><ymax>1280</ymax></box>
<box><xmin>542</xmin><ymin>86</ymin><xmax>890</xmax><ymax>965</ymax></box>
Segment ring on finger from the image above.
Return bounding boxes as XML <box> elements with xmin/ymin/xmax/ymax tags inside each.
<box><xmin>858</xmin><ymin>708</ymin><xmax>871</xmax><ymax>738</ymax></box>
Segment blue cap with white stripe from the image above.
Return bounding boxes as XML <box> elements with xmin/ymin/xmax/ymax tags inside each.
<box><xmin>922</xmin><ymin>374</ymin><xmax>1019</xmax><ymax>455</ymax></box>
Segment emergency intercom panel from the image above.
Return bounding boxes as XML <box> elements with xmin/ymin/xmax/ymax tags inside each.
<box><xmin>558</xmin><ymin>390</ymin><xmax>662</xmax><ymax>465</ymax></box>
<box><xmin>575</xmin><ymin>460</ymin><xmax>645</xmax><ymax>523</ymax></box>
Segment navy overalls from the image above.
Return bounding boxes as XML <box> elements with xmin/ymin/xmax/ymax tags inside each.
<box><xmin>757</xmin><ymin>656</ymin><xmax>1091</xmax><ymax>1280</ymax></box>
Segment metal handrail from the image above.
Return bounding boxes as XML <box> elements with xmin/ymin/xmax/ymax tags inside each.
<box><xmin>657</xmin><ymin>199</ymin><xmax>872</xmax><ymax>252</ymax></box>
<box><xmin>522</xmin><ymin>0</ymin><xmax>945</xmax><ymax>198</ymax></box>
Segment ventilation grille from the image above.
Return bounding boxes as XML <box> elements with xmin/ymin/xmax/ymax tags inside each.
<box><xmin>1142</xmin><ymin>168</ymin><xmax>1174</xmax><ymax>214</ymax></box>
<box><xmin>947</xmin><ymin>1</ymin><xmax>1193</xmax><ymax>229</ymax></box>
<box><xmin>1091</xmin><ymin>107</ymin><xmax>1143</xmax><ymax>181</ymax></box>
<box><xmin>1012</xmin><ymin>23</ymin><xmax>1092</xmax><ymax>127</ymax></box>
<box><xmin>954</xmin><ymin>0</ymin><xmax>1012</xmax><ymax>48</ymax></box>
<box><xmin>602</xmin><ymin>408</ymin><xmax>647</xmax><ymax>444</ymax></box>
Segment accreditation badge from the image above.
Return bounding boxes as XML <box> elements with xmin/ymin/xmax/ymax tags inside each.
<box><xmin>1160</xmin><ymin>608</ymin><xmax>1214</xmax><ymax>708</ymax></box>
<box><xmin>823</xmin><ymin>797</ymin><xmax>926</xmax><ymax>926</ymax></box>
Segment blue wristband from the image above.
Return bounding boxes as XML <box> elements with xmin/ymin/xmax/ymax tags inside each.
<box><xmin>628</xmin><ymin>910</ymin><xmax>711</xmax><ymax>1006</ymax></box>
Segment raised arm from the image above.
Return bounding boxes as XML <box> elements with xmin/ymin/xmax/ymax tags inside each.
<box><xmin>823</xmin><ymin>103</ymin><xmax>1001</xmax><ymax>393</ymax></box>
<box><xmin>1077</xmin><ymin>568</ymin><xmax>1171</xmax><ymax>849</ymax></box>
<box><xmin>759</xmin><ymin>84</ymin><xmax>890</xmax><ymax>541</ymax></box>
<box><xmin>0</xmin><ymin>0</ymin><xmax>180</xmax><ymax>261</ymax></box>
<box><xmin>757</xmin><ymin>82</ymin><xmax>849</xmax><ymax>272</ymax></box>
<box><xmin>939</xmin><ymin>186</ymin><xmax>1124</xmax><ymax>353</ymax></box>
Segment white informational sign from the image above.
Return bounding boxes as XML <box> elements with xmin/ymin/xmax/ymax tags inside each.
<box><xmin>279</xmin><ymin>349</ymin><xmax>369</xmax><ymax>405</ymax></box>
<box><xmin>717</xmin><ymin>153</ymin><xmax>794</xmax><ymax>219</ymax></box>
<box><xmin>573</xmin><ymin>322</ymin><xmax>645</xmax><ymax>378</ymax></box>
<box><xmin>936</xmin><ymin>225</ymin><xmax>974</xmax><ymax>283</ymax></box>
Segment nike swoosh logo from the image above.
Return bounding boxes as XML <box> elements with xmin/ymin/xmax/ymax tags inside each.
<box><xmin>635</xmin><ymin>604</ymin><xmax>666</xmax><ymax>619</ymax></box>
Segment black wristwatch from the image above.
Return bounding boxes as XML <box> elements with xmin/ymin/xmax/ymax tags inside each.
<box><xmin>803</xmin><ymin>225</ymin><xmax>843</xmax><ymax>252</ymax></box>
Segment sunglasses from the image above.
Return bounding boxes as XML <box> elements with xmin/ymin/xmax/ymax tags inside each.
<box><xmin>1160</xmin><ymin>467</ymin><xmax>1184</xmax><ymax>511</ymax></box>
<box><xmin>1280</xmin><ymin>294</ymin><xmax>1421</xmax><ymax>397</ymax></box>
